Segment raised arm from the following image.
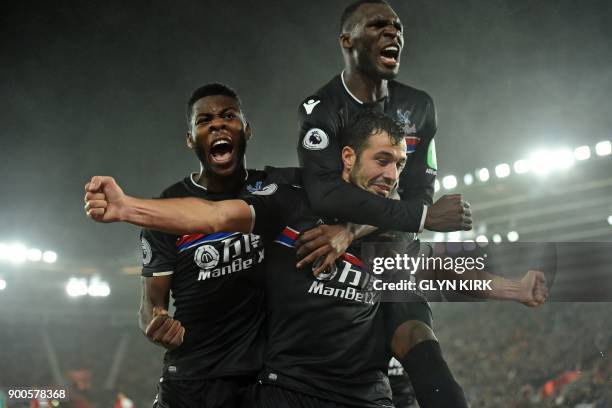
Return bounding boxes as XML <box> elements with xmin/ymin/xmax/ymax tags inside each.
<box><xmin>84</xmin><ymin>176</ymin><xmax>253</xmax><ymax>235</ymax></box>
<box><xmin>298</xmin><ymin>103</ymin><xmax>425</xmax><ymax>232</ymax></box>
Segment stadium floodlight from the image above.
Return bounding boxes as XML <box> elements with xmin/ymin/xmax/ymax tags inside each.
<box><xmin>66</xmin><ymin>277</ymin><xmax>88</xmax><ymax>297</ymax></box>
<box><xmin>574</xmin><ymin>145</ymin><xmax>591</xmax><ymax>161</ymax></box>
<box><xmin>88</xmin><ymin>276</ymin><xmax>111</xmax><ymax>297</ymax></box>
<box><xmin>507</xmin><ymin>231</ymin><xmax>519</xmax><ymax>242</ymax></box>
<box><xmin>463</xmin><ymin>173</ymin><xmax>474</xmax><ymax>186</ymax></box>
<box><xmin>27</xmin><ymin>248</ymin><xmax>42</xmax><ymax>262</ymax></box>
<box><xmin>8</xmin><ymin>243</ymin><xmax>27</xmax><ymax>264</ymax></box>
<box><xmin>475</xmin><ymin>235</ymin><xmax>489</xmax><ymax>244</ymax></box>
<box><xmin>529</xmin><ymin>150</ymin><xmax>554</xmax><ymax>175</ymax></box>
<box><xmin>513</xmin><ymin>159</ymin><xmax>530</xmax><ymax>174</ymax></box>
<box><xmin>595</xmin><ymin>140</ymin><xmax>611</xmax><ymax>156</ymax></box>
<box><xmin>0</xmin><ymin>279</ymin><xmax>6</xmax><ymax>290</ymax></box>
<box><xmin>607</xmin><ymin>215</ymin><xmax>612</xmax><ymax>226</ymax></box>
<box><xmin>442</xmin><ymin>175</ymin><xmax>457</xmax><ymax>190</ymax></box>
<box><xmin>434</xmin><ymin>179</ymin><xmax>440</xmax><ymax>193</ymax></box>
<box><xmin>492</xmin><ymin>234</ymin><xmax>502</xmax><ymax>244</ymax></box>
<box><xmin>42</xmin><ymin>250</ymin><xmax>58</xmax><ymax>264</ymax></box>
<box><xmin>494</xmin><ymin>163</ymin><xmax>511</xmax><ymax>178</ymax></box>
<box><xmin>477</xmin><ymin>168</ymin><xmax>490</xmax><ymax>182</ymax></box>
<box><xmin>552</xmin><ymin>148</ymin><xmax>574</xmax><ymax>170</ymax></box>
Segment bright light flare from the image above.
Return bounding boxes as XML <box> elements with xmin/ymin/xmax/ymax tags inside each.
<box><xmin>513</xmin><ymin>159</ymin><xmax>530</xmax><ymax>174</ymax></box>
<box><xmin>574</xmin><ymin>145</ymin><xmax>591</xmax><ymax>161</ymax></box>
<box><xmin>495</xmin><ymin>163</ymin><xmax>511</xmax><ymax>178</ymax></box>
<box><xmin>42</xmin><ymin>251</ymin><xmax>57</xmax><ymax>264</ymax></box>
<box><xmin>477</xmin><ymin>168</ymin><xmax>490</xmax><ymax>182</ymax></box>
<box><xmin>88</xmin><ymin>277</ymin><xmax>111</xmax><ymax>297</ymax></box>
<box><xmin>8</xmin><ymin>243</ymin><xmax>27</xmax><ymax>264</ymax></box>
<box><xmin>595</xmin><ymin>141</ymin><xmax>611</xmax><ymax>156</ymax></box>
<box><xmin>463</xmin><ymin>173</ymin><xmax>474</xmax><ymax>186</ymax></box>
<box><xmin>529</xmin><ymin>149</ymin><xmax>574</xmax><ymax>175</ymax></box>
<box><xmin>442</xmin><ymin>175</ymin><xmax>457</xmax><ymax>190</ymax></box>
<box><xmin>475</xmin><ymin>235</ymin><xmax>489</xmax><ymax>246</ymax></box>
<box><xmin>66</xmin><ymin>278</ymin><xmax>88</xmax><ymax>297</ymax></box>
<box><xmin>507</xmin><ymin>231</ymin><xmax>520</xmax><ymax>242</ymax></box>
<box><xmin>0</xmin><ymin>279</ymin><xmax>6</xmax><ymax>290</ymax></box>
<box><xmin>27</xmin><ymin>248</ymin><xmax>42</xmax><ymax>262</ymax></box>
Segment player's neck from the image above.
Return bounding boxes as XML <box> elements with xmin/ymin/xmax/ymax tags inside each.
<box><xmin>343</xmin><ymin>68</ymin><xmax>388</xmax><ymax>103</ymax></box>
<box><xmin>195</xmin><ymin>165</ymin><xmax>247</xmax><ymax>193</ymax></box>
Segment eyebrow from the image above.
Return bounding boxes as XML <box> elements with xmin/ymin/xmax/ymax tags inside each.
<box><xmin>195</xmin><ymin>107</ymin><xmax>238</xmax><ymax>118</ymax></box>
<box><xmin>368</xmin><ymin>16</ymin><xmax>402</xmax><ymax>30</ymax></box>
<box><xmin>374</xmin><ymin>151</ymin><xmax>399</xmax><ymax>160</ymax></box>
<box><xmin>375</xmin><ymin>150</ymin><xmax>407</xmax><ymax>162</ymax></box>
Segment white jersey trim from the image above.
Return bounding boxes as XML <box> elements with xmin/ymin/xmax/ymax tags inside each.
<box><xmin>248</xmin><ymin>205</ymin><xmax>256</xmax><ymax>233</ymax></box>
<box><xmin>341</xmin><ymin>71</ymin><xmax>364</xmax><ymax>105</ymax></box>
<box><xmin>419</xmin><ymin>205</ymin><xmax>428</xmax><ymax>234</ymax></box>
<box><xmin>189</xmin><ymin>169</ymin><xmax>250</xmax><ymax>191</ymax></box>
<box><xmin>152</xmin><ymin>271</ymin><xmax>174</xmax><ymax>277</ymax></box>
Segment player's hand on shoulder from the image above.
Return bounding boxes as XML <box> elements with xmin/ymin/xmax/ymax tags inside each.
<box><xmin>295</xmin><ymin>224</ymin><xmax>354</xmax><ymax>276</ymax></box>
<box><xmin>84</xmin><ymin>176</ymin><xmax>126</xmax><ymax>223</ymax></box>
<box><xmin>145</xmin><ymin>307</ymin><xmax>185</xmax><ymax>350</ymax></box>
<box><xmin>519</xmin><ymin>270</ymin><xmax>548</xmax><ymax>307</ymax></box>
<box><xmin>425</xmin><ymin>194</ymin><xmax>472</xmax><ymax>232</ymax></box>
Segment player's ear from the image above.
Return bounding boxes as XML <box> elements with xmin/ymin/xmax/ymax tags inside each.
<box><xmin>186</xmin><ymin>132</ymin><xmax>195</xmax><ymax>149</ymax></box>
<box><xmin>340</xmin><ymin>33</ymin><xmax>353</xmax><ymax>50</ymax></box>
<box><xmin>341</xmin><ymin>146</ymin><xmax>356</xmax><ymax>171</ymax></box>
<box><xmin>244</xmin><ymin>122</ymin><xmax>253</xmax><ymax>141</ymax></box>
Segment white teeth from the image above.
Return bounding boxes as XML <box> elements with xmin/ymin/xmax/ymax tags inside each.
<box><xmin>212</xmin><ymin>140</ymin><xmax>231</xmax><ymax>148</ymax></box>
<box><xmin>384</xmin><ymin>46</ymin><xmax>399</xmax><ymax>52</ymax></box>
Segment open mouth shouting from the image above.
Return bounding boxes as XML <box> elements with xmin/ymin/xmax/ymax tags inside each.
<box><xmin>379</xmin><ymin>44</ymin><xmax>400</xmax><ymax>68</ymax></box>
<box><xmin>209</xmin><ymin>137</ymin><xmax>235</xmax><ymax>166</ymax></box>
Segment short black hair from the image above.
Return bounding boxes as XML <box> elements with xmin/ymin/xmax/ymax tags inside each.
<box><xmin>186</xmin><ymin>83</ymin><xmax>242</xmax><ymax>126</ymax></box>
<box><xmin>340</xmin><ymin>0</ymin><xmax>390</xmax><ymax>34</ymax></box>
<box><xmin>340</xmin><ymin>109</ymin><xmax>405</xmax><ymax>156</ymax></box>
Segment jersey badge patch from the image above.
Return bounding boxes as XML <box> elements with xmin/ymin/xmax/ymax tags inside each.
<box><xmin>141</xmin><ymin>237</ymin><xmax>152</xmax><ymax>265</ymax></box>
<box><xmin>250</xmin><ymin>183</ymin><xmax>278</xmax><ymax>196</ymax></box>
<box><xmin>302</xmin><ymin>98</ymin><xmax>321</xmax><ymax>115</ymax></box>
<box><xmin>194</xmin><ymin>244</ymin><xmax>220</xmax><ymax>270</ymax></box>
<box><xmin>396</xmin><ymin>109</ymin><xmax>417</xmax><ymax>135</ymax></box>
<box><xmin>303</xmin><ymin>128</ymin><xmax>329</xmax><ymax>150</ymax></box>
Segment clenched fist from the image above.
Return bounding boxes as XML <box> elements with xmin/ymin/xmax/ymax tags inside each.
<box><xmin>518</xmin><ymin>270</ymin><xmax>549</xmax><ymax>307</ymax></box>
<box><xmin>83</xmin><ymin>176</ymin><xmax>127</xmax><ymax>223</ymax></box>
<box><xmin>145</xmin><ymin>307</ymin><xmax>185</xmax><ymax>350</ymax></box>
<box><xmin>425</xmin><ymin>194</ymin><xmax>472</xmax><ymax>232</ymax></box>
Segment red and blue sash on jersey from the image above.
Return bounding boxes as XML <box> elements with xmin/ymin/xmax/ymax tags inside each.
<box><xmin>176</xmin><ymin>232</ymin><xmax>239</xmax><ymax>252</ymax></box>
<box><xmin>274</xmin><ymin>226</ymin><xmax>299</xmax><ymax>248</ymax></box>
<box><xmin>405</xmin><ymin>136</ymin><xmax>420</xmax><ymax>154</ymax></box>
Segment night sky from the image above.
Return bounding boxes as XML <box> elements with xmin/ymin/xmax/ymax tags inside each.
<box><xmin>2</xmin><ymin>0</ymin><xmax>611</xmax><ymax>265</ymax></box>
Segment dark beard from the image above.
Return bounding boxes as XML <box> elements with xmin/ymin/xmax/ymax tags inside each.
<box><xmin>194</xmin><ymin>128</ymin><xmax>248</xmax><ymax>179</ymax></box>
<box><xmin>357</xmin><ymin>47</ymin><xmax>398</xmax><ymax>81</ymax></box>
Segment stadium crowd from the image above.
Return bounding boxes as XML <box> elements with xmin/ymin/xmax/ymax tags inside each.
<box><xmin>0</xmin><ymin>302</ymin><xmax>609</xmax><ymax>407</ymax></box>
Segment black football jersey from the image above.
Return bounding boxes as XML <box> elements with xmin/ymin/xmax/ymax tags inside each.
<box><xmin>141</xmin><ymin>170</ymin><xmax>282</xmax><ymax>380</ymax></box>
<box><xmin>242</xmin><ymin>184</ymin><xmax>393</xmax><ymax>408</ymax></box>
<box><xmin>298</xmin><ymin>73</ymin><xmax>437</xmax><ymax>232</ymax></box>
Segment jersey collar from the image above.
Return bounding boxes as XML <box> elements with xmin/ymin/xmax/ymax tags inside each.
<box><xmin>341</xmin><ymin>70</ymin><xmax>364</xmax><ymax>105</ymax></box>
<box><xmin>189</xmin><ymin>169</ymin><xmax>250</xmax><ymax>191</ymax></box>
<box><xmin>341</xmin><ymin>71</ymin><xmax>390</xmax><ymax>106</ymax></box>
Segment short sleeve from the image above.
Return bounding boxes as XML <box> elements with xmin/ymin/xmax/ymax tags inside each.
<box><xmin>140</xmin><ymin>228</ymin><xmax>177</xmax><ymax>277</ymax></box>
